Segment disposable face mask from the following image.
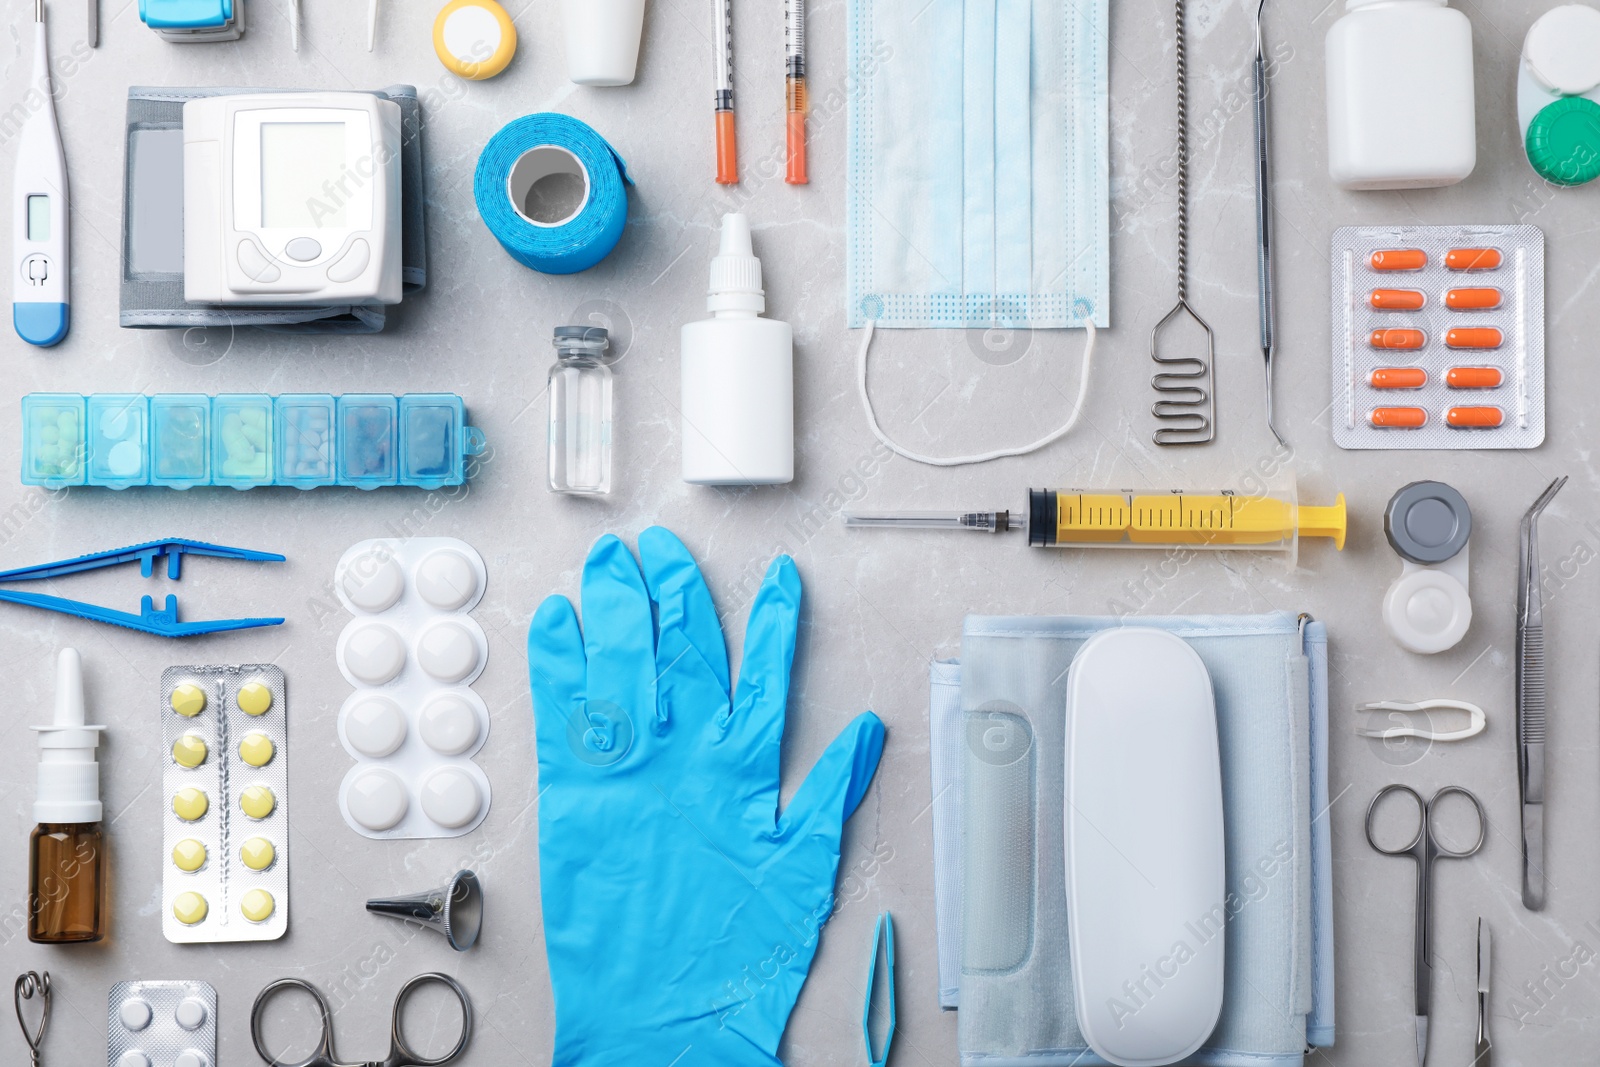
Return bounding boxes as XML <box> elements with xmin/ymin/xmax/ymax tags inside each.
<box><xmin>845</xmin><ymin>0</ymin><xmax>1108</xmax><ymax>332</ymax></box>
<box><xmin>845</xmin><ymin>0</ymin><xmax>1109</xmax><ymax>464</ymax></box>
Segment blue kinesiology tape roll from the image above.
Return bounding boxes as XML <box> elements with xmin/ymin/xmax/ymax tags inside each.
<box><xmin>473</xmin><ymin>113</ymin><xmax>632</xmax><ymax>275</ymax></box>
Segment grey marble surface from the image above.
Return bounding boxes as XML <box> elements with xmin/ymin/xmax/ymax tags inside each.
<box><xmin>0</xmin><ymin>0</ymin><xmax>1596</xmax><ymax>1063</ymax></box>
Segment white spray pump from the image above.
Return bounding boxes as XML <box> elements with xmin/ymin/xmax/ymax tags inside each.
<box><xmin>33</xmin><ymin>647</ymin><xmax>104</xmax><ymax>824</ymax></box>
<box><xmin>680</xmin><ymin>213</ymin><xmax>795</xmax><ymax>486</ymax></box>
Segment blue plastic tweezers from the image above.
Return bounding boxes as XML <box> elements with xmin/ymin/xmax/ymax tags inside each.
<box><xmin>0</xmin><ymin>538</ymin><xmax>286</xmax><ymax>638</ymax></box>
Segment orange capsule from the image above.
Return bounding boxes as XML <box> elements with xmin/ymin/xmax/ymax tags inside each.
<box><xmin>1445</xmin><ymin>287</ymin><xmax>1502</xmax><ymax>310</ymax></box>
<box><xmin>1370</xmin><ymin>289</ymin><xmax>1426</xmax><ymax>310</ymax></box>
<box><xmin>1370</xmin><ymin>328</ymin><xmax>1427</xmax><ymax>350</ymax></box>
<box><xmin>1370</xmin><ymin>249</ymin><xmax>1428</xmax><ymax>271</ymax></box>
<box><xmin>1446</xmin><ymin>366</ymin><xmax>1503</xmax><ymax>389</ymax></box>
<box><xmin>1370</xmin><ymin>406</ymin><xmax>1428</xmax><ymax>428</ymax></box>
<box><xmin>1445</xmin><ymin>247</ymin><xmax>1502</xmax><ymax>271</ymax></box>
<box><xmin>1370</xmin><ymin>367</ymin><xmax>1428</xmax><ymax>389</ymax></box>
<box><xmin>1445</xmin><ymin>327</ymin><xmax>1503</xmax><ymax>349</ymax></box>
<box><xmin>1446</xmin><ymin>406</ymin><xmax>1505</xmax><ymax>428</ymax></box>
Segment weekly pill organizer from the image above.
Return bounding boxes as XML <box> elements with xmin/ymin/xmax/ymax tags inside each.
<box><xmin>21</xmin><ymin>392</ymin><xmax>487</xmax><ymax>489</ymax></box>
<box><xmin>1330</xmin><ymin>224</ymin><xmax>1546</xmax><ymax>449</ymax></box>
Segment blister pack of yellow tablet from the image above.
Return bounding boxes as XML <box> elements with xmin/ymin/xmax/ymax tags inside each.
<box><xmin>160</xmin><ymin>664</ymin><xmax>288</xmax><ymax>943</ymax></box>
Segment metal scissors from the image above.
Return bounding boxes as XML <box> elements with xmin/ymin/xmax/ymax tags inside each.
<box><xmin>251</xmin><ymin>973</ymin><xmax>471</xmax><ymax>1067</ymax></box>
<box><xmin>1366</xmin><ymin>785</ymin><xmax>1487</xmax><ymax>1067</ymax></box>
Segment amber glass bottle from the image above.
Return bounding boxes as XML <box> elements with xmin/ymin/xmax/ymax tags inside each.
<box><xmin>28</xmin><ymin>649</ymin><xmax>107</xmax><ymax>943</ymax></box>
<box><xmin>29</xmin><ymin>823</ymin><xmax>105</xmax><ymax>942</ymax></box>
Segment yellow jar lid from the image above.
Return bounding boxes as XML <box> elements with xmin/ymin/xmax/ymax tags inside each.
<box><xmin>172</xmin><ymin>787</ymin><xmax>209</xmax><ymax>822</ymax></box>
<box><xmin>172</xmin><ymin>732</ymin><xmax>208</xmax><ymax>769</ymax></box>
<box><xmin>240</xmin><ymin>784</ymin><xmax>276</xmax><ymax>820</ymax></box>
<box><xmin>171</xmin><ymin>838</ymin><xmax>207</xmax><ymax>872</ymax></box>
<box><xmin>238</xmin><ymin>730</ymin><xmax>275</xmax><ymax>767</ymax></box>
<box><xmin>237</xmin><ymin>681</ymin><xmax>273</xmax><ymax>716</ymax></box>
<box><xmin>240</xmin><ymin>836</ymin><xmax>276</xmax><ymax>871</ymax></box>
<box><xmin>172</xmin><ymin>890</ymin><xmax>208</xmax><ymax>925</ymax></box>
<box><xmin>433</xmin><ymin>0</ymin><xmax>517</xmax><ymax>80</ymax></box>
<box><xmin>241</xmin><ymin>888</ymin><xmax>276</xmax><ymax>923</ymax></box>
<box><xmin>170</xmin><ymin>684</ymin><xmax>207</xmax><ymax>717</ymax></box>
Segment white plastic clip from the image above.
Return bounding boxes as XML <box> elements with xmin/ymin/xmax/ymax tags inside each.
<box><xmin>1355</xmin><ymin>698</ymin><xmax>1486</xmax><ymax>742</ymax></box>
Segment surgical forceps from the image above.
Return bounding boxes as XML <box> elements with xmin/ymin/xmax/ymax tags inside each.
<box><xmin>1367</xmin><ymin>784</ymin><xmax>1487</xmax><ymax>1067</ymax></box>
<box><xmin>252</xmin><ymin>974</ymin><xmax>471</xmax><ymax>1067</ymax></box>
<box><xmin>1518</xmin><ymin>475</ymin><xmax>1565</xmax><ymax>910</ymax></box>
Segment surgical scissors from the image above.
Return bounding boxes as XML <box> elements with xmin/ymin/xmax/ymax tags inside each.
<box><xmin>1517</xmin><ymin>475</ymin><xmax>1564</xmax><ymax>911</ymax></box>
<box><xmin>251</xmin><ymin>974</ymin><xmax>471</xmax><ymax>1067</ymax></box>
<box><xmin>1366</xmin><ymin>784</ymin><xmax>1487</xmax><ymax>1067</ymax></box>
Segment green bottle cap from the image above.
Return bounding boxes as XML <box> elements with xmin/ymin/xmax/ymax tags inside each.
<box><xmin>1526</xmin><ymin>96</ymin><xmax>1600</xmax><ymax>186</ymax></box>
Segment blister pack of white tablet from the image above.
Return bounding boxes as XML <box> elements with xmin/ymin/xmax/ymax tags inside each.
<box><xmin>107</xmin><ymin>980</ymin><xmax>217</xmax><ymax>1067</ymax></box>
<box><xmin>334</xmin><ymin>538</ymin><xmax>492</xmax><ymax>839</ymax></box>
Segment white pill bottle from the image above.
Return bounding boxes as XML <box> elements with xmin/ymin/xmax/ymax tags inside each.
<box><xmin>680</xmin><ymin>213</ymin><xmax>795</xmax><ymax>486</ymax></box>
<box><xmin>1325</xmin><ymin>0</ymin><xmax>1477</xmax><ymax>190</ymax></box>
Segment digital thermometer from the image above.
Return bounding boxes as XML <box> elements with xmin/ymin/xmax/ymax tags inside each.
<box><xmin>12</xmin><ymin>0</ymin><xmax>70</xmax><ymax>348</ymax></box>
<box><xmin>183</xmin><ymin>92</ymin><xmax>403</xmax><ymax>306</ymax></box>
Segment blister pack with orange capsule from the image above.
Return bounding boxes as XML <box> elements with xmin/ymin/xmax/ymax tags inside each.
<box><xmin>1332</xmin><ymin>224</ymin><xmax>1544</xmax><ymax>449</ymax></box>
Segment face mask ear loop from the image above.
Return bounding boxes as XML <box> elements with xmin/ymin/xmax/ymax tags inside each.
<box><xmin>855</xmin><ymin>318</ymin><xmax>1097</xmax><ymax>467</ymax></box>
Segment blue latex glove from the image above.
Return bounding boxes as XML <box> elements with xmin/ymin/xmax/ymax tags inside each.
<box><xmin>528</xmin><ymin>528</ymin><xmax>885</xmax><ymax>1067</ymax></box>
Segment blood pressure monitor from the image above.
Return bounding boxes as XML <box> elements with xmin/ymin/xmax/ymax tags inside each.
<box><xmin>183</xmin><ymin>92</ymin><xmax>403</xmax><ymax>306</ymax></box>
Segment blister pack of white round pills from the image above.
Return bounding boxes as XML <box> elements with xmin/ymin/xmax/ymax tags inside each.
<box><xmin>160</xmin><ymin>665</ymin><xmax>289</xmax><ymax>943</ymax></box>
<box><xmin>334</xmin><ymin>538</ymin><xmax>492</xmax><ymax>839</ymax></box>
<box><xmin>107</xmin><ymin>980</ymin><xmax>217</xmax><ymax>1067</ymax></box>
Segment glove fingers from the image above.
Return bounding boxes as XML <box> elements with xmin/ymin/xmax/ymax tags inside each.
<box><xmin>777</xmin><ymin>711</ymin><xmax>886</xmax><ymax>842</ymax></box>
<box><xmin>581</xmin><ymin>534</ymin><xmax>660</xmax><ymax>733</ymax></box>
<box><xmin>528</xmin><ymin>593</ymin><xmax>587</xmax><ymax>772</ymax></box>
<box><xmin>639</xmin><ymin>527</ymin><xmax>731</xmax><ymax>720</ymax></box>
<box><xmin>729</xmin><ymin>556</ymin><xmax>800</xmax><ymax>768</ymax></box>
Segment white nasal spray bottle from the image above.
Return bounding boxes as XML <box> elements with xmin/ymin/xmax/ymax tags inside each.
<box><xmin>680</xmin><ymin>213</ymin><xmax>794</xmax><ymax>486</ymax></box>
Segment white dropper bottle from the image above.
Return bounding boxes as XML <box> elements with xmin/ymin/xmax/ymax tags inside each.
<box><xmin>680</xmin><ymin>213</ymin><xmax>795</xmax><ymax>485</ymax></box>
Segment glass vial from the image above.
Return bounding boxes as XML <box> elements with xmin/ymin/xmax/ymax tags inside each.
<box><xmin>548</xmin><ymin>325</ymin><xmax>613</xmax><ymax>494</ymax></box>
<box><xmin>30</xmin><ymin>822</ymin><xmax>105</xmax><ymax>943</ymax></box>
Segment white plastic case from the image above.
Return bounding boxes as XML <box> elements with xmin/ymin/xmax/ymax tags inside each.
<box><xmin>334</xmin><ymin>538</ymin><xmax>492</xmax><ymax>839</ymax></box>
<box><xmin>1064</xmin><ymin>628</ymin><xmax>1225</xmax><ymax>1066</ymax></box>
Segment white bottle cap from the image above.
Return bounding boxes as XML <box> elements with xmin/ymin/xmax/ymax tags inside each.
<box><xmin>32</xmin><ymin>648</ymin><xmax>105</xmax><ymax>824</ymax></box>
<box><xmin>1524</xmin><ymin>4</ymin><xmax>1600</xmax><ymax>95</ymax></box>
<box><xmin>707</xmin><ymin>212</ymin><xmax>766</xmax><ymax>315</ymax></box>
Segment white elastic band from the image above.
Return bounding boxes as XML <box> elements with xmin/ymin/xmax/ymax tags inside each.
<box><xmin>855</xmin><ymin>318</ymin><xmax>1097</xmax><ymax>467</ymax></box>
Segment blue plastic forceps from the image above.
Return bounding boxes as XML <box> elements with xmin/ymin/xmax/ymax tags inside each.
<box><xmin>864</xmin><ymin>912</ymin><xmax>896</xmax><ymax>1067</ymax></box>
<box><xmin>1366</xmin><ymin>784</ymin><xmax>1487</xmax><ymax>1067</ymax></box>
<box><xmin>0</xmin><ymin>538</ymin><xmax>285</xmax><ymax>638</ymax></box>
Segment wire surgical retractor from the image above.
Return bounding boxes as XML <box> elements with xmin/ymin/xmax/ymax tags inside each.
<box><xmin>15</xmin><ymin>971</ymin><xmax>50</xmax><ymax>1067</ymax></box>
<box><xmin>1150</xmin><ymin>0</ymin><xmax>1216</xmax><ymax>446</ymax></box>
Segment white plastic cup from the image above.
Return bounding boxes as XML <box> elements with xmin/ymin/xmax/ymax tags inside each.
<box><xmin>562</xmin><ymin>0</ymin><xmax>647</xmax><ymax>86</ymax></box>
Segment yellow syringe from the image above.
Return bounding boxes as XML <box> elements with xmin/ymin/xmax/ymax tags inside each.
<box><xmin>843</xmin><ymin>486</ymin><xmax>1347</xmax><ymax>555</ymax></box>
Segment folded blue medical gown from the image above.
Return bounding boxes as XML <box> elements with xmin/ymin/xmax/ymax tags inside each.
<box><xmin>928</xmin><ymin>613</ymin><xmax>1334</xmax><ymax>1066</ymax></box>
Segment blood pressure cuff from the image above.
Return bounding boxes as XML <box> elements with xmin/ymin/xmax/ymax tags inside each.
<box><xmin>928</xmin><ymin>613</ymin><xmax>1335</xmax><ymax>1066</ymax></box>
<box><xmin>120</xmin><ymin>84</ymin><xmax>426</xmax><ymax>334</ymax></box>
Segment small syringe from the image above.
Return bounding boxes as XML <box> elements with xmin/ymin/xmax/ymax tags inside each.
<box><xmin>845</xmin><ymin>487</ymin><xmax>1347</xmax><ymax>556</ymax></box>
